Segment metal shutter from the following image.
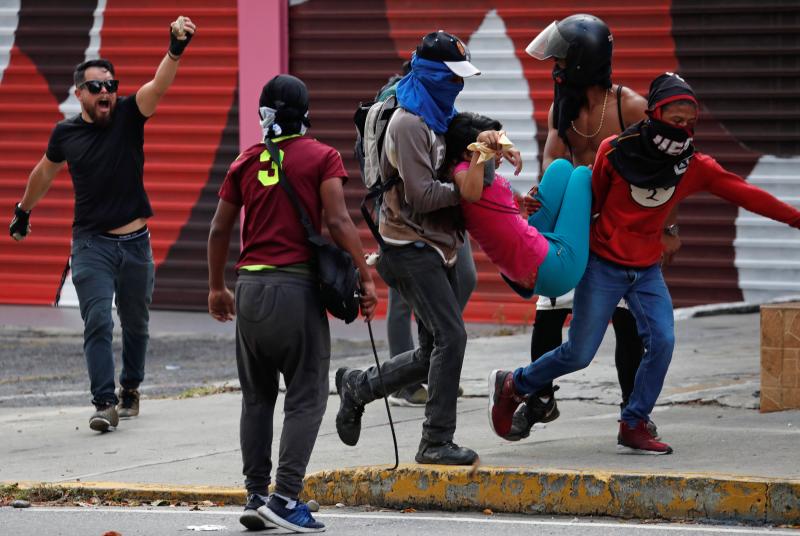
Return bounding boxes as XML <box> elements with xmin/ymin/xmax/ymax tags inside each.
<box><xmin>288</xmin><ymin>0</ymin><xmax>680</xmax><ymax>322</ymax></box>
<box><xmin>671</xmin><ymin>1</ymin><xmax>800</xmax><ymax>305</ymax></box>
<box><xmin>0</xmin><ymin>0</ymin><xmax>240</xmax><ymax>309</ymax></box>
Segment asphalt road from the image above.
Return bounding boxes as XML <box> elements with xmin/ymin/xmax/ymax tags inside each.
<box><xmin>0</xmin><ymin>317</ymin><xmax>505</xmax><ymax>409</ymax></box>
<box><xmin>1</xmin><ymin>506</ymin><xmax>797</xmax><ymax>536</ymax></box>
<box><xmin>0</xmin><ymin>327</ymin><xmax>239</xmax><ymax>407</ymax></box>
<box><xmin>0</xmin><ymin>326</ymin><xmax>386</xmax><ymax>408</ymax></box>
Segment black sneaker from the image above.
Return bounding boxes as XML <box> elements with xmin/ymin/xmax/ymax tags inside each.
<box><xmin>240</xmin><ymin>493</ymin><xmax>274</xmax><ymax>531</ymax></box>
<box><xmin>387</xmin><ymin>385</ymin><xmax>427</xmax><ymax>407</ymax></box>
<box><xmin>335</xmin><ymin>367</ymin><xmax>365</xmax><ymax>447</ymax></box>
<box><xmin>258</xmin><ymin>495</ymin><xmax>325</xmax><ymax>533</ymax></box>
<box><xmin>415</xmin><ymin>439</ymin><xmax>478</xmax><ymax>465</ymax></box>
<box><xmin>89</xmin><ymin>402</ymin><xmax>119</xmax><ymax>433</ymax></box>
<box><xmin>505</xmin><ymin>387</ymin><xmax>560</xmax><ymax>441</ymax></box>
<box><xmin>117</xmin><ymin>388</ymin><xmax>140</xmax><ymax>419</ymax></box>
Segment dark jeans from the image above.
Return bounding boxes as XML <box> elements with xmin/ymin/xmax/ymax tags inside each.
<box><xmin>387</xmin><ymin>237</ymin><xmax>476</xmax><ymax>359</ymax></box>
<box><xmin>236</xmin><ymin>272</ymin><xmax>330</xmax><ymax>499</ymax></box>
<box><xmin>70</xmin><ymin>233</ymin><xmax>155</xmax><ymax>407</ymax></box>
<box><xmin>530</xmin><ymin>307</ymin><xmax>643</xmax><ymax>403</ymax></box>
<box><xmin>360</xmin><ymin>243</ymin><xmax>467</xmax><ymax>443</ymax></box>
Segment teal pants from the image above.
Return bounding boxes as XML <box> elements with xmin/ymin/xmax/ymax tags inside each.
<box><xmin>528</xmin><ymin>159</ymin><xmax>592</xmax><ymax>298</ymax></box>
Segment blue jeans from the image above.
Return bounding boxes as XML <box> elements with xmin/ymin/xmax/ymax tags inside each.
<box><xmin>513</xmin><ymin>253</ymin><xmax>674</xmax><ymax>426</ymax></box>
<box><xmin>528</xmin><ymin>159</ymin><xmax>592</xmax><ymax>298</ymax></box>
<box><xmin>71</xmin><ymin>233</ymin><xmax>155</xmax><ymax>407</ymax></box>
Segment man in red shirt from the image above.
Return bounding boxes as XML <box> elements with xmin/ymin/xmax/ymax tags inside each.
<box><xmin>207</xmin><ymin>74</ymin><xmax>377</xmax><ymax>532</ymax></box>
<box><xmin>490</xmin><ymin>72</ymin><xmax>800</xmax><ymax>454</ymax></box>
<box><xmin>511</xmin><ymin>13</ymin><xmax>652</xmax><ymax>442</ymax></box>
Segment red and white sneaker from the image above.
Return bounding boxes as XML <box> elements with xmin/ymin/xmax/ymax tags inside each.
<box><xmin>617</xmin><ymin>420</ymin><xmax>673</xmax><ymax>455</ymax></box>
<box><xmin>488</xmin><ymin>369</ymin><xmax>525</xmax><ymax>438</ymax></box>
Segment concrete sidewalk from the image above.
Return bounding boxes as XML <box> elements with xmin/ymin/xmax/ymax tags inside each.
<box><xmin>1</xmin><ymin>307</ymin><xmax>798</xmax><ymax>525</ymax></box>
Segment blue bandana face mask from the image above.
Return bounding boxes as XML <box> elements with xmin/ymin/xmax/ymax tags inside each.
<box><xmin>395</xmin><ymin>55</ymin><xmax>464</xmax><ymax>134</ymax></box>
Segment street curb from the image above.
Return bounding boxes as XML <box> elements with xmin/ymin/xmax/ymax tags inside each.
<box><xmin>304</xmin><ymin>466</ymin><xmax>799</xmax><ymax>525</ymax></box>
<box><xmin>5</xmin><ymin>467</ymin><xmax>799</xmax><ymax>526</ymax></box>
<box><xmin>2</xmin><ymin>481</ymin><xmax>244</xmax><ymax>505</ymax></box>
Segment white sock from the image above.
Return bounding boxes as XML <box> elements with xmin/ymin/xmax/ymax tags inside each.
<box><xmin>538</xmin><ymin>396</ymin><xmax>551</xmax><ymax>404</ymax></box>
<box><xmin>274</xmin><ymin>492</ymin><xmax>297</xmax><ymax>509</ymax></box>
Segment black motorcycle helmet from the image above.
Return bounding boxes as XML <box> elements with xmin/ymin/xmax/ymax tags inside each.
<box><xmin>526</xmin><ymin>13</ymin><xmax>613</xmax><ymax>87</ymax></box>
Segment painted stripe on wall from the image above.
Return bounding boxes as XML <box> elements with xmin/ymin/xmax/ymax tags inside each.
<box><xmin>735</xmin><ymin>155</ymin><xmax>800</xmax><ymax>303</ymax></box>
<box><xmin>237</xmin><ymin>0</ymin><xmax>287</xmax><ymax>151</ymax></box>
<box><xmin>58</xmin><ymin>0</ymin><xmax>107</xmax><ymax>307</ymax></box>
<box><xmin>455</xmin><ymin>9</ymin><xmax>538</xmax><ymax>193</ymax></box>
<box><xmin>59</xmin><ymin>0</ymin><xmax>106</xmax><ymax>120</ymax></box>
<box><xmin>0</xmin><ymin>0</ymin><xmax>21</xmax><ymax>84</ymax></box>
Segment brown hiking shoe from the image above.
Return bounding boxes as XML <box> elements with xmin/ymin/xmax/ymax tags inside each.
<box><xmin>117</xmin><ymin>388</ymin><xmax>140</xmax><ymax>418</ymax></box>
<box><xmin>89</xmin><ymin>403</ymin><xmax>119</xmax><ymax>432</ymax></box>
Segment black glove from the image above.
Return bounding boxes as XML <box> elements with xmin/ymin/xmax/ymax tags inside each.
<box><xmin>10</xmin><ymin>203</ymin><xmax>31</xmax><ymax>241</ymax></box>
<box><xmin>168</xmin><ymin>17</ymin><xmax>193</xmax><ymax>58</ymax></box>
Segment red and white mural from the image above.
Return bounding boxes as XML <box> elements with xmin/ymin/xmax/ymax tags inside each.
<box><xmin>288</xmin><ymin>0</ymin><xmax>800</xmax><ymax>322</ymax></box>
<box><xmin>0</xmin><ymin>0</ymin><xmax>240</xmax><ymax>308</ymax></box>
<box><xmin>0</xmin><ymin>0</ymin><xmax>797</xmax><ymax>323</ymax></box>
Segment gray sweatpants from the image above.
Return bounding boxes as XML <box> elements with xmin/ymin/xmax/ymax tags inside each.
<box><xmin>235</xmin><ymin>272</ymin><xmax>330</xmax><ymax>498</ymax></box>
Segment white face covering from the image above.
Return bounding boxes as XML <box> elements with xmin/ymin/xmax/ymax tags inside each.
<box><xmin>259</xmin><ymin>106</ymin><xmax>280</xmax><ymax>139</ymax></box>
<box><xmin>259</xmin><ymin>106</ymin><xmax>309</xmax><ymax>140</ymax></box>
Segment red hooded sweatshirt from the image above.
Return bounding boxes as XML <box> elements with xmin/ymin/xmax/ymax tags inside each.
<box><xmin>590</xmin><ymin>136</ymin><xmax>800</xmax><ymax>267</ymax></box>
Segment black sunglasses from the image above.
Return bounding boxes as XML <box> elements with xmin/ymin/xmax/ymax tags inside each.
<box><xmin>79</xmin><ymin>79</ymin><xmax>119</xmax><ymax>94</ymax></box>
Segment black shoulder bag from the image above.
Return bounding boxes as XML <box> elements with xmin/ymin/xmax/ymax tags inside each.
<box><xmin>264</xmin><ymin>139</ymin><xmax>360</xmax><ymax>324</ymax></box>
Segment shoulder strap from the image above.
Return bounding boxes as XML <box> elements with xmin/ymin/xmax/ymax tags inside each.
<box><xmin>264</xmin><ymin>138</ymin><xmax>327</xmax><ymax>247</ymax></box>
<box><xmin>376</xmin><ymin>96</ymin><xmax>398</xmax><ymax>162</ymax></box>
<box><xmin>616</xmin><ymin>85</ymin><xmax>625</xmax><ymax>131</ymax></box>
<box><xmin>360</xmin><ymin>175</ymin><xmax>399</xmax><ymax>250</ymax></box>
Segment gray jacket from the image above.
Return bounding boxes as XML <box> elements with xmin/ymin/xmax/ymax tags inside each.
<box><xmin>378</xmin><ymin>108</ymin><xmax>463</xmax><ymax>265</ymax></box>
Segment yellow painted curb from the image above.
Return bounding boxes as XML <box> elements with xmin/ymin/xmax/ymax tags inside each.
<box><xmin>2</xmin><ymin>481</ymin><xmax>244</xmax><ymax>505</ymax></box>
<box><xmin>302</xmin><ymin>465</ymin><xmax>800</xmax><ymax>525</ymax></box>
<box><xmin>4</xmin><ymin>467</ymin><xmax>799</xmax><ymax>526</ymax></box>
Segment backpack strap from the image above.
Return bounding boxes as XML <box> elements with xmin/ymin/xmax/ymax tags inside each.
<box><xmin>360</xmin><ymin>175</ymin><xmax>399</xmax><ymax>250</ymax></box>
<box><xmin>359</xmin><ymin>97</ymin><xmax>401</xmax><ymax>250</ymax></box>
<box><xmin>616</xmin><ymin>85</ymin><xmax>626</xmax><ymax>131</ymax></box>
<box><xmin>264</xmin><ymin>139</ymin><xmax>328</xmax><ymax>248</ymax></box>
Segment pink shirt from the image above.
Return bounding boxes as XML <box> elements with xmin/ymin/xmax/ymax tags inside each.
<box><xmin>456</xmin><ymin>161</ymin><xmax>550</xmax><ymax>289</ymax></box>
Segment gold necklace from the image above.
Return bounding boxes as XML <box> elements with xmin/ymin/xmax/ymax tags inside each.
<box><xmin>571</xmin><ymin>88</ymin><xmax>610</xmax><ymax>139</ymax></box>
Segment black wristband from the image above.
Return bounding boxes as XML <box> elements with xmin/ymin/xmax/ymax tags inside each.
<box><xmin>10</xmin><ymin>203</ymin><xmax>31</xmax><ymax>240</ymax></box>
<box><xmin>169</xmin><ymin>25</ymin><xmax>193</xmax><ymax>57</ymax></box>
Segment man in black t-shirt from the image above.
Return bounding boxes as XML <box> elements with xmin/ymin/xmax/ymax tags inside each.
<box><xmin>8</xmin><ymin>16</ymin><xmax>197</xmax><ymax>433</ymax></box>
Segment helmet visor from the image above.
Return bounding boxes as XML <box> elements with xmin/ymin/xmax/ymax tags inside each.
<box><xmin>525</xmin><ymin>21</ymin><xmax>570</xmax><ymax>60</ymax></box>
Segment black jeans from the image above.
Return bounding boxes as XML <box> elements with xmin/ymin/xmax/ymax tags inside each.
<box><xmin>386</xmin><ymin>238</ymin><xmax>476</xmax><ymax>357</ymax></box>
<box><xmin>235</xmin><ymin>272</ymin><xmax>330</xmax><ymax>498</ymax></box>
<box><xmin>360</xmin><ymin>243</ymin><xmax>467</xmax><ymax>443</ymax></box>
<box><xmin>530</xmin><ymin>306</ymin><xmax>643</xmax><ymax>403</ymax></box>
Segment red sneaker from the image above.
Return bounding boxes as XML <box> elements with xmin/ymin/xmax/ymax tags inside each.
<box><xmin>617</xmin><ymin>420</ymin><xmax>673</xmax><ymax>455</ymax></box>
<box><xmin>488</xmin><ymin>370</ymin><xmax>525</xmax><ymax>438</ymax></box>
